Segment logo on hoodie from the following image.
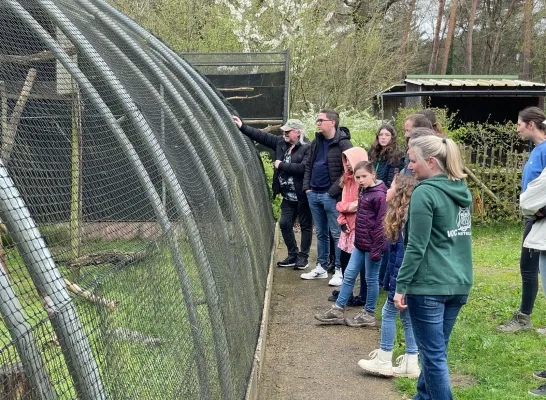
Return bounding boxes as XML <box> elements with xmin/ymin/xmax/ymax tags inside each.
<box><xmin>447</xmin><ymin>207</ymin><xmax>471</xmax><ymax>238</ymax></box>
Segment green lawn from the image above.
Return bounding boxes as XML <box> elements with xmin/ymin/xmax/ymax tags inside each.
<box><xmin>395</xmin><ymin>222</ymin><xmax>546</xmax><ymax>399</ymax></box>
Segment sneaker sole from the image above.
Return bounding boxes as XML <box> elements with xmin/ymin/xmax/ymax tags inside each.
<box><xmin>392</xmin><ymin>371</ymin><xmax>420</xmax><ymax>379</ymax></box>
<box><xmin>294</xmin><ymin>264</ymin><xmax>309</xmax><ymax>270</ymax></box>
<box><xmin>314</xmin><ymin>316</ymin><xmax>345</xmax><ymax>324</ymax></box>
<box><xmin>533</xmin><ymin>372</ymin><xmax>546</xmax><ymax>380</ymax></box>
<box><xmin>357</xmin><ymin>361</ymin><xmax>393</xmax><ymax>377</ymax></box>
<box><xmin>300</xmin><ymin>274</ymin><xmax>328</xmax><ymax>280</ymax></box>
<box><xmin>277</xmin><ymin>263</ymin><xmax>296</xmax><ymax>267</ymax></box>
<box><xmin>328</xmin><ymin>280</ymin><xmax>342</xmax><ymax>287</ymax></box>
<box><xmin>345</xmin><ymin>320</ymin><xmax>376</xmax><ymax>328</ymax></box>
<box><xmin>496</xmin><ymin>326</ymin><xmax>533</xmax><ymax>333</ymax></box>
<box><xmin>528</xmin><ymin>389</ymin><xmax>546</xmax><ymax>396</ymax></box>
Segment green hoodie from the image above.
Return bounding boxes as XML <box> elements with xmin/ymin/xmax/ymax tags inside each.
<box><xmin>396</xmin><ymin>174</ymin><xmax>473</xmax><ymax>296</ymax></box>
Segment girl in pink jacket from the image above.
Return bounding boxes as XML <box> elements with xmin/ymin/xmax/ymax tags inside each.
<box><xmin>327</xmin><ymin>147</ymin><xmax>368</xmax><ymax>289</ymax></box>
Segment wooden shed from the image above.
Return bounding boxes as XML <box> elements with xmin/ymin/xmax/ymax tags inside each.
<box><xmin>373</xmin><ymin>75</ymin><xmax>546</xmax><ymax>124</ymax></box>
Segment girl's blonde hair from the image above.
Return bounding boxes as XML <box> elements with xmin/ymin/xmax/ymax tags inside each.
<box><xmin>409</xmin><ymin>136</ymin><xmax>467</xmax><ymax>181</ymax></box>
<box><xmin>384</xmin><ymin>174</ymin><xmax>417</xmax><ymax>241</ymax></box>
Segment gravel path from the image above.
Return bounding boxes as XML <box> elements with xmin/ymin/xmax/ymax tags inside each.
<box><xmin>258</xmin><ymin>238</ymin><xmax>406</xmax><ymax>400</ymax></box>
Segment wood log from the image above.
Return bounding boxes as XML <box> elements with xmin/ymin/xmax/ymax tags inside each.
<box><xmin>64</xmin><ymin>279</ymin><xmax>118</xmax><ymax>311</ymax></box>
<box><xmin>261</xmin><ymin>124</ymin><xmax>281</xmax><ymax>133</ymax></box>
<box><xmin>106</xmin><ymin>327</ymin><xmax>162</xmax><ymax>346</ymax></box>
<box><xmin>2</xmin><ymin>68</ymin><xmax>36</xmax><ymax>164</ymax></box>
<box><xmin>225</xmin><ymin>94</ymin><xmax>262</xmax><ymax>101</ymax></box>
<box><xmin>59</xmin><ymin>250</ymin><xmax>134</xmax><ymax>268</ymax></box>
<box><xmin>0</xmin><ymin>361</ymin><xmax>35</xmax><ymax>400</ymax></box>
<box><xmin>217</xmin><ymin>87</ymin><xmax>254</xmax><ymax>92</ymax></box>
<box><xmin>464</xmin><ymin>166</ymin><xmax>501</xmax><ymax>204</ymax></box>
<box><xmin>0</xmin><ymin>47</ymin><xmax>76</xmax><ymax>65</ymax></box>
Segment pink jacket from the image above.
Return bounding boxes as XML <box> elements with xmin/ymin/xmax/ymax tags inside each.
<box><xmin>336</xmin><ymin>147</ymin><xmax>368</xmax><ymax>232</ymax></box>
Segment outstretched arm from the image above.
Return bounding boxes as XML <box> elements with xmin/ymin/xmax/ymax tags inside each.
<box><xmin>232</xmin><ymin>115</ymin><xmax>280</xmax><ymax>150</ymax></box>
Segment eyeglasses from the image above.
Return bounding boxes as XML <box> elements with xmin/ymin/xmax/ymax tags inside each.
<box><xmin>315</xmin><ymin>119</ymin><xmax>333</xmax><ymax>124</ymax></box>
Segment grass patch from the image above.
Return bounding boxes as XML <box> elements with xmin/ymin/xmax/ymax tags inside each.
<box><xmin>395</xmin><ymin>221</ymin><xmax>546</xmax><ymax>399</ymax></box>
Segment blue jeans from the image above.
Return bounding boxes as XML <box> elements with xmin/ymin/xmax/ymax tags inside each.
<box><xmin>306</xmin><ymin>191</ymin><xmax>341</xmax><ymax>267</ymax></box>
<box><xmin>407</xmin><ymin>294</ymin><xmax>468</xmax><ymax>400</ymax></box>
<box><xmin>380</xmin><ymin>300</ymin><xmax>418</xmax><ymax>354</ymax></box>
<box><xmin>336</xmin><ymin>248</ymin><xmax>380</xmax><ymax>313</ymax></box>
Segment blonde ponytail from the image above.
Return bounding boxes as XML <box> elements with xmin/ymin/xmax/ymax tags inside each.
<box><xmin>409</xmin><ymin>136</ymin><xmax>467</xmax><ymax>181</ymax></box>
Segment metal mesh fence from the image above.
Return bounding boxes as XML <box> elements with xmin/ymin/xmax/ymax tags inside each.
<box><xmin>0</xmin><ymin>0</ymin><xmax>275</xmax><ymax>399</ymax></box>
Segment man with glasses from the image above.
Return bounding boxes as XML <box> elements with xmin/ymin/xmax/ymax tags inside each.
<box><xmin>301</xmin><ymin>109</ymin><xmax>352</xmax><ymax>280</ymax></box>
<box><xmin>233</xmin><ymin>115</ymin><xmax>312</xmax><ymax>270</ymax></box>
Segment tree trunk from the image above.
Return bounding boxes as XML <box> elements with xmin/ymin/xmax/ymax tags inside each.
<box><xmin>399</xmin><ymin>0</ymin><xmax>417</xmax><ymax>77</ymax></box>
<box><xmin>429</xmin><ymin>0</ymin><xmax>446</xmax><ymax>74</ymax></box>
<box><xmin>488</xmin><ymin>0</ymin><xmax>519</xmax><ymax>74</ymax></box>
<box><xmin>465</xmin><ymin>0</ymin><xmax>479</xmax><ymax>73</ymax></box>
<box><xmin>441</xmin><ymin>0</ymin><xmax>459</xmax><ymax>75</ymax></box>
<box><xmin>521</xmin><ymin>0</ymin><xmax>533</xmax><ymax>80</ymax></box>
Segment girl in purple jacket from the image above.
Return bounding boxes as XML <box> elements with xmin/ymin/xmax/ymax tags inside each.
<box><xmin>358</xmin><ymin>174</ymin><xmax>420</xmax><ymax>378</ymax></box>
<box><xmin>315</xmin><ymin>161</ymin><xmax>387</xmax><ymax>327</ymax></box>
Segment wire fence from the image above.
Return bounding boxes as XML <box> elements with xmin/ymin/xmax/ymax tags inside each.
<box><xmin>0</xmin><ymin>0</ymin><xmax>275</xmax><ymax>399</ymax></box>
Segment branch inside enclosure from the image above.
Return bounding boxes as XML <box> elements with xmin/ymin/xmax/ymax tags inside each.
<box><xmin>225</xmin><ymin>94</ymin><xmax>262</xmax><ymax>101</ymax></box>
<box><xmin>64</xmin><ymin>279</ymin><xmax>118</xmax><ymax>311</ymax></box>
<box><xmin>2</xmin><ymin>68</ymin><xmax>36</xmax><ymax>164</ymax></box>
<box><xmin>261</xmin><ymin>124</ymin><xmax>281</xmax><ymax>133</ymax></box>
<box><xmin>0</xmin><ymin>46</ymin><xmax>76</xmax><ymax>65</ymax></box>
<box><xmin>218</xmin><ymin>87</ymin><xmax>254</xmax><ymax>92</ymax></box>
<box><xmin>59</xmin><ymin>250</ymin><xmax>136</xmax><ymax>268</ymax></box>
<box><xmin>107</xmin><ymin>327</ymin><xmax>162</xmax><ymax>346</ymax></box>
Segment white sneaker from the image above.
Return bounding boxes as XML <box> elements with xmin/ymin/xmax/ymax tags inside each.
<box><xmin>358</xmin><ymin>349</ymin><xmax>393</xmax><ymax>377</ymax></box>
<box><xmin>300</xmin><ymin>264</ymin><xmax>328</xmax><ymax>280</ymax></box>
<box><xmin>328</xmin><ymin>268</ymin><xmax>343</xmax><ymax>286</ymax></box>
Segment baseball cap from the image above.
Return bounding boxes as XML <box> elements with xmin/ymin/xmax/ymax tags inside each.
<box><xmin>280</xmin><ymin>119</ymin><xmax>305</xmax><ymax>132</ymax></box>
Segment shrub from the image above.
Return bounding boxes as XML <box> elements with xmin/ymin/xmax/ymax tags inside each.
<box><xmin>260</xmin><ymin>152</ymin><xmax>281</xmax><ymax>220</ymax></box>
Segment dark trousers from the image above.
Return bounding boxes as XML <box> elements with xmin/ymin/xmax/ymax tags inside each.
<box><xmin>279</xmin><ymin>198</ymin><xmax>312</xmax><ymax>259</ymax></box>
<box><xmin>520</xmin><ymin>218</ymin><xmax>540</xmax><ymax>315</ymax></box>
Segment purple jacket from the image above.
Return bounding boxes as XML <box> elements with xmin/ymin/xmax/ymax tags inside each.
<box><xmin>354</xmin><ymin>181</ymin><xmax>387</xmax><ymax>261</ymax></box>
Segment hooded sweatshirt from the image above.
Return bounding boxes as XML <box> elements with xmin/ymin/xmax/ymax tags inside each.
<box><xmin>336</xmin><ymin>147</ymin><xmax>369</xmax><ymax>232</ymax></box>
<box><xmin>396</xmin><ymin>174</ymin><xmax>473</xmax><ymax>296</ymax></box>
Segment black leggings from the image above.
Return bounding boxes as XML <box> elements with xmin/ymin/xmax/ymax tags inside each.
<box><xmin>520</xmin><ymin>218</ymin><xmax>541</xmax><ymax>315</ymax></box>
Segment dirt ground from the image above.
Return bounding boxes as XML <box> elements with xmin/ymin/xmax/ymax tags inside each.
<box><xmin>258</xmin><ymin>237</ymin><xmax>406</xmax><ymax>400</ymax></box>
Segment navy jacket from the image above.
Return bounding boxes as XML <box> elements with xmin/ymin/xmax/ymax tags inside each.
<box><xmin>385</xmin><ymin>232</ymin><xmax>405</xmax><ymax>302</ymax></box>
<box><xmin>240</xmin><ymin>124</ymin><xmax>310</xmax><ymax>201</ymax></box>
<box><xmin>370</xmin><ymin>153</ymin><xmax>405</xmax><ymax>188</ymax></box>
<box><xmin>303</xmin><ymin>127</ymin><xmax>353</xmax><ymax>199</ymax></box>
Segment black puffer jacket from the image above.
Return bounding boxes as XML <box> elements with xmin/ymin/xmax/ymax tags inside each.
<box><xmin>303</xmin><ymin>127</ymin><xmax>353</xmax><ymax>199</ymax></box>
<box><xmin>240</xmin><ymin>124</ymin><xmax>310</xmax><ymax>201</ymax></box>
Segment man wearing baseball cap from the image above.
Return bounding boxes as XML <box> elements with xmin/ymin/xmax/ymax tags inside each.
<box><xmin>233</xmin><ymin>115</ymin><xmax>312</xmax><ymax>270</ymax></box>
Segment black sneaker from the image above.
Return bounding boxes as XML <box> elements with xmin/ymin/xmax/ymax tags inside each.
<box><xmin>529</xmin><ymin>383</ymin><xmax>546</xmax><ymax>396</ymax></box>
<box><xmin>347</xmin><ymin>295</ymin><xmax>365</xmax><ymax>307</ymax></box>
<box><xmin>328</xmin><ymin>290</ymin><xmax>340</xmax><ymax>302</ymax></box>
<box><xmin>534</xmin><ymin>371</ymin><xmax>546</xmax><ymax>380</ymax></box>
<box><xmin>277</xmin><ymin>256</ymin><xmax>297</xmax><ymax>267</ymax></box>
<box><xmin>293</xmin><ymin>255</ymin><xmax>309</xmax><ymax>270</ymax></box>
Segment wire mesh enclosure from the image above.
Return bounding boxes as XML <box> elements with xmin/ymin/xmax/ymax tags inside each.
<box><xmin>0</xmin><ymin>0</ymin><xmax>275</xmax><ymax>399</ymax></box>
<box><xmin>182</xmin><ymin>52</ymin><xmax>289</xmax><ymax>126</ymax></box>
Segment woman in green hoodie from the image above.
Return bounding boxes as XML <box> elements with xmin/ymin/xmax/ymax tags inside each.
<box><xmin>394</xmin><ymin>135</ymin><xmax>473</xmax><ymax>400</ymax></box>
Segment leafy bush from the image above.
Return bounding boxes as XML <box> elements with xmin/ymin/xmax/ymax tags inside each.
<box><xmin>296</xmin><ymin>108</ymin><xmax>381</xmax><ymax>150</ymax></box>
<box><xmin>260</xmin><ymin>152</ymin><xmax>281</xmax><ymax>220</ymax></box>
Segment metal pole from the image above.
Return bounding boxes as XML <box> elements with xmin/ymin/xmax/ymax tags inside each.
<box><xmin>0</xmin><ymin>265</ymin><xmax>57</xmax><ymax>400</ymax></box>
